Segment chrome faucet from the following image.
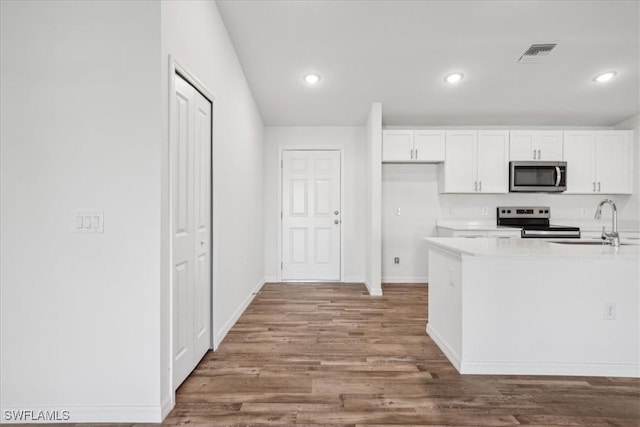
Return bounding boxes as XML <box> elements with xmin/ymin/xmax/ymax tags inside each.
<box><xmin>594</xmin><ymin>199</ymin><xmax>619</xmax><ymax>247</ymax></box>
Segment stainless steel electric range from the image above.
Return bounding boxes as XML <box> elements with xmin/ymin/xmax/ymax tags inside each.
<box><xmin>497</xmin><ymin>206</ymin><xmax>580</xmax><ymax>239</ymax></box>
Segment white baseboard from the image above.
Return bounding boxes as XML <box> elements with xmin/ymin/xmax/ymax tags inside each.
<box><xmin>426</xmin><ymin>323</ymin><xmax>461</xmax><ymax>371</ymax></box>
<box><xmin>160</xmin><ymin>394</ymin><xmax>173</xmax><ymax>420</ymax></box>
<box><xmin>215</xmin><ymin>279</ymin><xmax>265</xmax><ymax>347</ymax></box>
<box><xmin>264</xmin><ymin>276</ymin><xmax>365</xmax><ymax>284</ymax></box>
<box><xmin>0</xmin><ymin>405</ymin><xmax>163</xmax><ymax>424</ymax></box>
<box><xmin>364</xmin><ymin>279</ymin><xmax>383</xmax><ymax>296</ymax></box>
<box><xmin>460</xmin><ymin>361</ymin><xmax>640</xmax><ymax>378</ymax></box>
<box><xmin>427</xmin><ymin>324</ymin><xmax>640</xmax><ymax>378</ymax></box>
<box><xmin>382</xmin><ymin>276</ymin><xmax>428</xmax><ymax>284</ymax></box>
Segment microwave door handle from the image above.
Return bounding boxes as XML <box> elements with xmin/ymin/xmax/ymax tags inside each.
<box><xmin>555</xmin><ymin>166</ymin><xmax>561</xmax><ymax>187</ymax></box>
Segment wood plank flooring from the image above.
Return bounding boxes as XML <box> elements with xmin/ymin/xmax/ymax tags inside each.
<box><xmin>163</xmin><ymin>283</ymin><xmax>640</xmax><ymax>426</ymax></box>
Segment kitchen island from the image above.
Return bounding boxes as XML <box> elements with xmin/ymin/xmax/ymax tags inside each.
<box><xmin>424</xmin><ymin>237</ymin><xmax>640</xmax><ymax>377</ymax></box>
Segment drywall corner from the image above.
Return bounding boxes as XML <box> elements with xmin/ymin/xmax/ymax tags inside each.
<box><xmin>365</xmin><ymin>103</ymin><xmax>383</xmax><ymax>296</ymax></box>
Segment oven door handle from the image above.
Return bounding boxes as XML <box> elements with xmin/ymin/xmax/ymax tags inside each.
<box><xmin>555</xmin><ymin>166</ymin><xmax>561</xmax><ymax>187</ymax></box>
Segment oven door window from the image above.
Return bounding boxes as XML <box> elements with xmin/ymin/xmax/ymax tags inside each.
<box><xmin>514</xmin><ymin>166</ymin><xmax>558</xmax><ymax>187</ymax></box>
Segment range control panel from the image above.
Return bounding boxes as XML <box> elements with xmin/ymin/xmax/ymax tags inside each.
<box><xmin>497</xmin><ymin>206</ymin><xmax>550</xmax><ymax>219</ymax></box>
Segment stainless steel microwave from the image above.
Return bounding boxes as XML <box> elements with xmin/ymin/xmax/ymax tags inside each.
<box><xmin>509</xmin><ymin>161</ymin><xmax>567</xmax><ymax>192</ymax></box>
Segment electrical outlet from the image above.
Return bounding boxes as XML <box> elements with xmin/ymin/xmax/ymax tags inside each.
<box><xmin>394</xmin><ymin>257</ymin><xmax>400</xmax><ymax>264</ymax></box>
<box><xmin>396</xmin><ymin>207</ymin><xmax>401</xmax><ymax>216</ymax></box>
<box><xmin>604</xmin><ymin>303</ymin><xmax>616</xmax><ymax>320</ymax></box>
<box><xmin>482</xmin><ymin>207</ymin><xmax>489</xmax><ymax>216</ymax></box>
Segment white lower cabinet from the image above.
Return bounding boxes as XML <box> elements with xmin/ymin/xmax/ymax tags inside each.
<box><xmin>563</xmin><ymin>130</ymin><xmax>633</xmax><ymax>194</ymax></box>
<box><xmin>437</xmin><ymin>228</ymin><xmax>521</xmax><ymax>238</ymax></box>
<box><xmin>441</xmin><ymin>130</ymin><xmax>509</xmax><ymax>193</ymax></box>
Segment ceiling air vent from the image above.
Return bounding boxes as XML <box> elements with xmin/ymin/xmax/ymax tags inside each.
<box><xmin>518</xmin><ymin>43</ymin><xmax>558</xmax><ymax>63</ymax></box>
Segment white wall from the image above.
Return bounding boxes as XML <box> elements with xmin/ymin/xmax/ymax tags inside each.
<box><xmin>263</xmin><ymin>127</ymin><xmax>366</xmax><ymax>282</ymax></box>
<box><xmin>382</xmin><ymin>164</ymin><xmax>438</xmax><ymax>283</ymax></box>
<box><xmin>615</xmin><ymin>114</ymin><xmax>640</xmax><ymax>221</ymax></box>
<box><xmin>365</xmin><ymin>104</ymin><xmax>383</xmax><ymax>295</ymax></box>
<box><xmin>1</xmin><ymin>0</ymin><xmax>265</xmax><ymax>422</ymax></box>
<box><xmin>381</xmin><ymin>126</ymin><xmax>640</xmax><ymax>283</ymax></box>
<box><xmin>1</xmin><ymin>0</ymin><xmax>164</xmax><ymax>421</ymax></box>
<box><xmin>161</xmin><ymin>0</ymin><xmax>265</xmax><ymax>406</ymax></box>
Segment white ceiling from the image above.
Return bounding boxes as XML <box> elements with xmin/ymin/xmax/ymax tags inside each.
<box><xmin>217</xmin><ymin>0</ymin><xmax>639</xmax><ymax>127</ymax></box>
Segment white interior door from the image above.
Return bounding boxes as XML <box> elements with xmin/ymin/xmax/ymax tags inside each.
<box><xmin>282</xmin><ymin>150</ymin><xmax>341</xmax><ymax>281</ymax></box>
<box><xmin>172</xmin><ymin>73</ymin><xmax>212</xmax><ymax>389</ymax></box>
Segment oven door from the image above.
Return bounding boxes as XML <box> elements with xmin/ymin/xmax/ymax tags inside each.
<box><xmin>510</xmin><ymin>161</ymin><xmax>566</xmax><ymax>192</ymax></box>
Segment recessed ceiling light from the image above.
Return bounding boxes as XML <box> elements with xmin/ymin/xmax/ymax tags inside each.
<box><xmin>593</xmin><ymin>71</ymin><xmax>616</xmax><ymax>83</ymax></box>
<box><xmin>445</xmin><ymin>73</ymin><xmax>464</xmax><ymax>84</ymax></box>
<box><xmin>304</xmin><ymin>73</ymin><xmax>321</xmax><ymax>85</ymax></box>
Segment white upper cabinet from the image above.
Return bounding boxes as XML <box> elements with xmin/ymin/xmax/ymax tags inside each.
<box><xmin>413</xmin><ymin>130</ymin><xmax>446</xmax><ymax>162</ymax></box>
<box><xmin>477</xmin><ymin>131</ymin><xmax>510</xmax><ymax>193</ymax></box>
<box><xmin>564</xmin><ymin>130</ymin><xmax>633</xmax><ymax>194</ymax></box>
<box><xmin>509</xmin><ymin>131</ymin><xmax>563</xmax><ymax>161</ymax></box>
<box><xmin>562</xmin><ymin>131</ymin><xmax>594</xmax><ymax>194</ymax></box>
<box><xmin>442</xmin><ymin>130</ymin><xmax>509</xmax><ymax>193</ymax></box>
<box><xmin>382</xmin><ymin>130</ymin><xmax>445</xmax><ymax>162</ymax></box>
<box><xmin>382</xmin><ymin>130</ymin><xmax>413</xmax><ymax>162</ymax></box>
<box><xmin>442</xmin><ymin>131</ymin><xmax>476</xmax><ymax>193</ymax></box>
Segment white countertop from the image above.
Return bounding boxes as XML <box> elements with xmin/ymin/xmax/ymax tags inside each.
<box><xmin>566</xmin><ymin>219</ymin><xmax>640</xmax><ymax>233</ymax></box>
<box><xmin>424</xmin><ymin>237</ymin><xmax>640</xmax><ymax>258</ymax></box>
<box><xmin>436</xmin><ymin>220</ymin><xmax>520</xmax><ymax>231</ymax></box>
<box><xmin>436</xmin><ymin>219</ymin><xmax>640</xmax><ymax>234</ymax></box>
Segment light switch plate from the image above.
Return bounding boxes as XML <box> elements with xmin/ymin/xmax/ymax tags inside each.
<box><xmin>74</xmin><ymin>210</ymin><xmax>104</xmax><ymax>233</ymax></box>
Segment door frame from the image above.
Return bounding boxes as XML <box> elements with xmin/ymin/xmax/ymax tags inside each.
<box><xmin>277</xmin><ymin>147</ymin><xmax>345</xmax><ymax>282</ymax></box>
<box><xmin>167</xmin><ymin>55</ymin><xmax>216</xmax><ymax>398</ymax></box>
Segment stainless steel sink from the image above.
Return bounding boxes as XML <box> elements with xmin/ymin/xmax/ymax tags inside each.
<box><xmin>551</xmin><ymin>241</ymin><xmax>632</xmax><ymax>246</ymax></box>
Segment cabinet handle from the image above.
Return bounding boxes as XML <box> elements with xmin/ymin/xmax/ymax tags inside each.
<box><xmin>538</xmin><ymin>149</ymin><xmax>541</xmax><ymax>159</ymax></box>
<box><xmin>411</xmin><ymin>148</ymin><xmax>415</xmax><ymax>160</ymax></box>
<box><xmin>479</xmin><ymin>181</ymin><xmax>482</xmax><ymax>192</ymax></box>
<box><xmin>474</xmin><ymin>181</ymin><xmax>478</xmax><ymax>191</ymax></box>
<box><xmin>415</xmin><ymin>148</ymin><xmax>418</xmax><ymax>159</ymax></box>
<box><xmin>532</xmin><ymin>149</ymin><xmax>536</xmax><ymax>160</ymax></box>
<box><xmin>597</xmin><ymin>182</ymin><xmax>601</xmax><ymax>192</ymax></box>
<box><xmin>592</xmin><ymin>182</ymin><xmax>596</xmax><ymax>192</ymax></box>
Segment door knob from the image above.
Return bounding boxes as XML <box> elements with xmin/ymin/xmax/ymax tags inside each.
<box><xmin>334</xmin><ymin>210</ymin><xmax>339</xmax><ymax>215</ymax></box>
<box><xmin>334</xmin><ymin>219</ymin><xmax>339</xmax><ymax>224</ymax></box>
<box><xmin>200</xmin><ymin>241</ymin><xmax>205</xmax><ymax>245</ymax></box>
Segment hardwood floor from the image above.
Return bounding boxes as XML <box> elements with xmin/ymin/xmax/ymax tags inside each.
<box><xmin>162</xmin><ymin>283</ymin><xmax>640</xmax><ymax>426</ymax></box>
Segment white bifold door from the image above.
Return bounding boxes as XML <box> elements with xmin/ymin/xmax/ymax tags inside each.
<box><xmin>172</xmin><ymin>73</ymin><xmax>212</xmax><ymax>389</ymax></box>
<box><xmin>282</xmin><ymin>150</ymin><xmax>341</xmax><ymax>281</ymax></box>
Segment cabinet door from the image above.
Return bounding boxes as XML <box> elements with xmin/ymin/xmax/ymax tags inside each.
<box><xmin>488</xmin><ymin>229</ymin><xmax>521</xmax><ymax>238</ymax></box>
<box><xmin>595</xmin><ymin>131</ymin><xmax>633</xmax><ymax>194</ymax></box>
<box><xmin>535</xmin><ymin>131</ymin><xmax>563</xmax><ymax>160</ymax></box>
<box><xmin>509</xmin><ymin>131</ymin><xmax>535</xmax><ymax>160</ymax></box>
<box><xmin>563</xmin><ymin>131</ymin><xmax>595</xmax><ymax>194</ymax></box>
<box><xmin>442</xmin><ymin>131</ymin><xmax>477</xmax><ymax>193</ymax></box>
<box><xmin>452</xmin><ymin>231</ymin><xmax>487</xmax><ymax>238</ymax></box>
<box><xmin>477</xmin><ymin>131</ymin><xmax>509</xmax><ymax>193</ymax></box>
<box><xmin>382</xmin><ymin>130</ymin><xmax>413</xmax><ymax>162</ymax></box>
<box><xmin>414</xmin><ymin>130</ymin><xmax>445</xmax><ymax>162</ymax></box>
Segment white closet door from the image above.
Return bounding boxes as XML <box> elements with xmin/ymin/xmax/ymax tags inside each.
<box><xmin>172</xmin><ymin>73</ymin><xmax>211</xmax><ymax>389</ymax></box>
<box><xmin>282</xmin><ymin>150</ymin><xmax>341</xmax><ymax>281</ymax></box>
